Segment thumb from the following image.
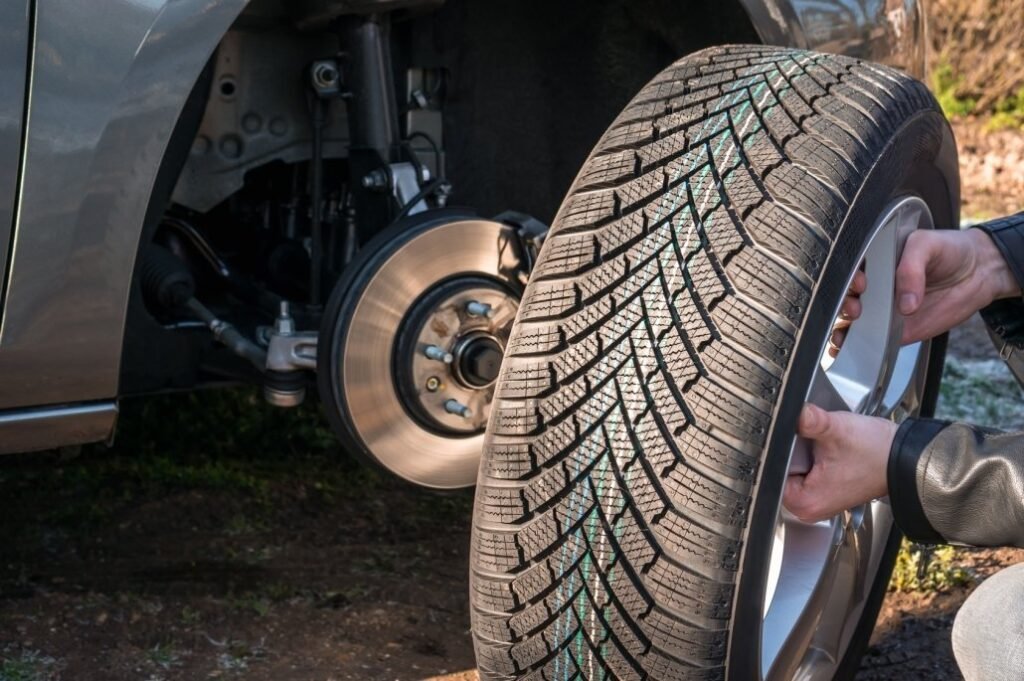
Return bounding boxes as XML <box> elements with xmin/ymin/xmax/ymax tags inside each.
<box><xmin>797</xmin><ymin>403</ymin><xmax>830</xmax><ymax>440</ymax></box>
<box><xmin>895</xmin><ymin>231</ymin><xmax>935</xmax><ymax>315</ymax></box>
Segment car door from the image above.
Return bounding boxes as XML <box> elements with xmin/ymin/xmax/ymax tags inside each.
<box><xmin>0</xmin><ymin>1</ymin><xmax>30</xmax><ymax>320</ymax></box>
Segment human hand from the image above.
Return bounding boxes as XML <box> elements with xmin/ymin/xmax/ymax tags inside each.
<box><xmin>897</xmin><ymin>228</ymin><xmax>1020</xmax><ymax>344</ymax></box>
<box><xmin>783</xmin><ymin>404</ymin><xmax>898</xmax><ymax>523</ymax></box>
<box><xmin>829</xmin><ymin>269</ymin><xmax>866</xmax><ymax>357</ymax></box>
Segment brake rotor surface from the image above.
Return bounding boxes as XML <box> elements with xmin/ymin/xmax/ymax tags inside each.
<box><xmin>319</xmin><ymin>215</ymin><xmax>529</xmax><ymax>488</ymax></box>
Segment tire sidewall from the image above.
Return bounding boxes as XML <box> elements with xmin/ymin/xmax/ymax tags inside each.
<box><xmin>726</xmin><ymin>110</ymin><xmax>959</xmax><ymax>679</ymax></box>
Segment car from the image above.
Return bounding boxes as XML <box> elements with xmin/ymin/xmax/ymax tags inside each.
<box><xmin>0</xmin><ymin>1</ymin><xmax>951</xmax><ymax>679</ymax></box>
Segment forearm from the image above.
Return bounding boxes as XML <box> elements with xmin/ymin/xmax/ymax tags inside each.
<box><xmin>889</xmin><ymin>418</ymin><xmax>1024</xmax><ymax>547</ymax></box>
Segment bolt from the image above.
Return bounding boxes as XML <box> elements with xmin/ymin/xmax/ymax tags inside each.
<box><xmin>312</xmin><ymin>62</ymin><xmax>340</xmax><ymax>90</ymax></box>
<box><xmin>191</xmin><ymin>135</ymin><xmax>211</xmax><ymax>156</ymax></box>
<box><xmin>361</xmin><ymin>169</ymin><xmax>389</xmax><ymax>191</ymax></box>
<box><xmin>425</xmin><ymin>376</ymin><xmax>441</xmax><ymax>392</ymax></box>
<box><xmin>465</xmin><ymin>301</ymin><xmax>494</xmax><ymax>318</ymax></box>
<box><xmin>424</xmin><ymin>345</ymin><xmax>453</xmax><ymax>364</ymax></box>
<box><xmin>274</xmin><ymin>300</ymin><xmax>295</xmax><ymax>335</ymax></box>
<box><xmin>444</xmin><ymin>399</ymin><xmax>472</xmax><ymax>418</ymax></box>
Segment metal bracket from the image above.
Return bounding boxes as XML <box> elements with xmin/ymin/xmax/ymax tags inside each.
<box><xmin>361</xmin><ymin>161</ymin><xmax>431</xmax><ymax>216</ymax></box>
<box><xmin>495</xmin><ymin>210</ymin><xmax>549</xmax><ymax>285</ymax></box>
<box><xmin>263</xmin><ymin>302</ymin><xmax>318</xmax><ymax>372</ymax></box>
<box><xmin>389</xmin><ymin>162</ymin><xmax>430</xmax><ymax>215</ymax></box>
<box><xmin>267</xmin><ymin>332</ymin><xmax>318</xmax><ymax>372</ymax></box>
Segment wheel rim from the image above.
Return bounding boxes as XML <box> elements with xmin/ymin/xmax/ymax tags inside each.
<box><xmin>761</xmin><ymin>196</ymin><xmax>935</xmax><ymax>679</ymax></box>
<box><xmin>336</xmin><ymin>219</ymin><xmax>525</xmax><ymax>489</ymax></box>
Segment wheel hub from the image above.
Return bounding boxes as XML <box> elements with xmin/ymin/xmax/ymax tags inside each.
<box><xmin>456</xmin><ymin>334</ymin><xmax>504</xmax><ymax>387</ymax></box>
<box><xmin>398</xmin><ymin>282</ymin><xmax>517</xmax><ymax>435</ymax></box>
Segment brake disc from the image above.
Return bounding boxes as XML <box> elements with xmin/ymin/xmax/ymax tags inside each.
<box><xmin>318</xmin><ymin>211</ymin><xmax>538</xmax><ymax>489</ymax></box>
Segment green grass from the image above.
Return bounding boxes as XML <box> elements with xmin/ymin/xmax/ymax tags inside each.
<box><xmin>930</xmin><ymin>60</ymin><xmax>1024</xmax><ymax>129</ymax></box>
<box><xmin>229</xmin><ymin>593</ymin><xmax>272</xmax><ymax>617</ymax></box>
<box><xmin>180</xmin><ymin>606</ymin><xmax>202</xmax><ymax>626</ymax></box>
<box><xmin>931</xmin><ymin>62</ymin><xmax>977</xmax><ymax>119</ymax></box>
<box><xmin>147</xmin><ymin>642</ymin><xmax>182</xmax><ymax>671</ymax></box>
<box><xmin>890</xmin><ymin>541</ymin><xmax>974</xmax><ymax>592</ymax></box>
<box><xmin>0</xmin><ymin>387</ymin><xmax>387</xmax><ymax>536</ymax></box>
<box><xmin>0</xmin><ymin>651</ymin><xmax>61</xmax><ymax>681</ymax></box>
<box><xmin>987</xmin><ymin>86</ymin><xmax>1024</xmax><ymax>131</ymax></box>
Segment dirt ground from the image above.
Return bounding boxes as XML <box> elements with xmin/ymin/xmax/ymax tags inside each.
<box><xmin>2</xmin><ymin>455</ymin><xmax>1021</xmax><ymax>681</ymax></box>
<box><xmin>5</xmin><ymin>364</ymin><xmax>1022</xmax><ymax>681</ymax></box>
<box><xmin>3</xmin><ymin>128</ymin><xmax>1024</xmax><ymax>681</ymax></box>
<box><xmin>0</xmin><ymin>437</ymin><xmax>481</xmax><ymax>681</ymax></box>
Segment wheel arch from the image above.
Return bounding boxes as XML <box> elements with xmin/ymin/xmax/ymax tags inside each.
<box><xmin>739</xmin><ymin>0</ymin><xmax>929</xmax><ymax>79</ymax></box>
<box><xmin>430</xmin><ymin>0</ymin><xmax>924</xmax><ymax>227</ymax></box>
<box><xmin>431</xmin><ymin>0</ymin><xmax>764</xmax><ymax>225</ymax></box>
<box><xmin>0</xmin><ymin>0</ymin><xmax>248</xmax><ymax>414</ymax></box>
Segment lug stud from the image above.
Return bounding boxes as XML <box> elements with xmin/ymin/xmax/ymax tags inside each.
<box><xmin>465</xmin><ymin>300</ymin><xmax>494</xmax><ymax>318</ymax></box>
<box><xmin>424</xmin><ymin>345</ymin><xmax>453</xmax><ymax>363</ymax></box>
<box><xmin>444</xmin><ymin>399</ymin><xmax>472</xmax><ymax>418</ymax></box>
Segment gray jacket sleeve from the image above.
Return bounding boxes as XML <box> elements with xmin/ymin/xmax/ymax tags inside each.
<box><xmin>888</xmin><ymin>418</ymin><xmax>1024</xmax><ymax>547</ymax></box>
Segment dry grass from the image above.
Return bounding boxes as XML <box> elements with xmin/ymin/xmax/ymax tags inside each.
<box><xmin>929</xmin><ymin>0</ymin><xmax>1024</xmax><ymax>113</ymax></box>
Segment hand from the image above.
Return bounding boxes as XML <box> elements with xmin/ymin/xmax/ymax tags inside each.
<box><xmin>829</xmin><ymin>269</ymin><xmax>866</xmax><ymax>357</ymax></box>
<box><xmin>897</xmin><ymin>228</ymin><xmax>1020</xmax><ymax>344</ymax></box>
<box><xmin>783</xmin><ymin>404</ymin><xmax>898</xmax><ymax>523</ymax></box>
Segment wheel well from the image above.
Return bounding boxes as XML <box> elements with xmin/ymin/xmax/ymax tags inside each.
<box><xmin>421</xmin><ymin>0</ymin><xmax>761</xmax><ymax>221</ymax></box>
<box><xmin>119</xmin><ymin>0</ymin><xmax>762</xmax><ymax>396</ymax></box>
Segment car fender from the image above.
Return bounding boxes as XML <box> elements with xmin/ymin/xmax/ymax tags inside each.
<box><xmin>741</xmin><ymin>0</ymin><xmax>927</xmax><ymax>78</ymax></box>
<box><xmin>0</xmin><ymin>0</ymin><xmax>248</xmax><ymax>411</ymax></box>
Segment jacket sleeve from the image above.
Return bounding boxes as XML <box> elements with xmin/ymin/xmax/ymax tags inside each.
<box><xmin>888</xmin><ymin>417</ymin><xmax>1024</xmax><ymax>547</ymax></box>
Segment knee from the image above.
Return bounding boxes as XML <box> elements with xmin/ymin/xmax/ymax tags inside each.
<box><xmin>953</xmin><ymin>563</ymin><xmax>1024</xmax><ymax>681</ymax></box>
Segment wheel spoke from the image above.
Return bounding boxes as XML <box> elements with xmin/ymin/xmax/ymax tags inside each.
<box><xmin>762</xmin><ymin>519</ymin><xmax>837</xmax><ymax>678</ymax></box>
<box><xmin>878</xmin><ymin>340</ymin><xmax>929</xmax><ymax>420</ymax></box>
<box><xmin>790</xmin><ymin>365</ymin><xmax>849</xmax><ymax>474</ymax></box>
<box><xmin>769</xmin><ymin>506</ymin><xmax>878</xmax><ymax>680</ymax></box>
<box><xmin>827</xmin><ymin>211</ymin><xmax>899</xmax><ymax>412</ymax></box>
<box><xmin>808</xmin><ymin>508</ymin><xmax>873</xmax><ymax>666</ymax></box>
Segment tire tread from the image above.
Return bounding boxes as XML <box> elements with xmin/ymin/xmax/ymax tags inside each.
<box><xmin>471</xmin><ymin>45</ymin><xmax>942</xmax><ymax>679</ymax></box>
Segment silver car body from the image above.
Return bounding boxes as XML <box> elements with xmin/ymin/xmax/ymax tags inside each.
<box><xmin>0</xmin><ymin>0</ymin><xmax>928</xmax><ymax>453</ymax></box>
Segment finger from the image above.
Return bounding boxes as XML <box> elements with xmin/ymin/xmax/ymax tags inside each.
<box><xmin>849</xmin><ymin>269</ymin><xmax>867</xmax><ymax>295</ymax></box>
<box><xmin>840</xmin><ymin>295</ymin><xmax>862</xmax><ymax>321</ymax></box>
<box><xmin>783</xmin><ymin>474</ymin><xmax>828</xmax><ymax>522</ymax></box>
<box><xmin>829</xmin><ymin>327</ymin><xmax>847</xmax><ymax>357</ymax></box>
<box><xmin>782</xmin><ymin>474</ymin><xmax>808</xmax><ymax>514</ymax></box>
<box><xmin>895</xmin><ymin>231</ymin><xmax>938</xmax><ymax>315</ymax></box>
<box><xmin>797</xmin><ymin>403</ymin><xmax>830</xmax><ymax>440</ymax></box>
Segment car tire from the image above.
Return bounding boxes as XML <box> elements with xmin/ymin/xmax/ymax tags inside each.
<box><xmin>469</xmin><ymin>45</ymin><xmax>957</xmax><ymax>680</ymax></box>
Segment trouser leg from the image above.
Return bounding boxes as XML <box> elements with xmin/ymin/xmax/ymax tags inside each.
<box><xmin>952</xmin><ymin>562</ymin><xmax>1024</xmax><ymax>681</ymax></box>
